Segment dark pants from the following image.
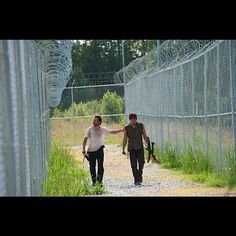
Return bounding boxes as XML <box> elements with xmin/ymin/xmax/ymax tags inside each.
<box><xmin>88</xmin><ymin>148</ymin><xmax>104</xmax><ymax>185</ymax></box>
<box><xmin>129</xmin><ymin>148</ymin><xmax>145</xmax><ymax>183</ymax></box>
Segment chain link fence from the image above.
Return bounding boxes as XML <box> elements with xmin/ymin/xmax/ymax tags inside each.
<box><xmin>2</xmin><ymin>39</ymin><xmax>235</xmax><ymax>194</ymax></box>
<box><xmin>124</xmin><ymin>40</ymin><xmax>236</xmax><ymax>171</ymax></box>
<box><xmin>0</xmin><ymin>40</ymin><xmax>72</xmax><ymax>196</ymax></box>
<box><xmin>50</xmin><ymin>81</ymin><xmax>125</xmax><ymax>147</ymax></box>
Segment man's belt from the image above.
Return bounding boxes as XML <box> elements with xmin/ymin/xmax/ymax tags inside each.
<box><xmin>83</xmin><ymin>145</ymin><xmax>105</xmax><ymax>162</ymax></box>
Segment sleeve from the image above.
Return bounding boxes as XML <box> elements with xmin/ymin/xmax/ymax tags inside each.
<box><xmin>141</xmin><ymin>123</ymin><xmax>145</xmax><ymax>133</ymax></box>
<box><xmin>84</xmin><ymin>128</ymin><xmax>90</xmax><ymax>138</ymax></box>
<box><xmin>102</xmin><ymin>127</ymin><xmax>112</xmax><ymax>135</ymax></box>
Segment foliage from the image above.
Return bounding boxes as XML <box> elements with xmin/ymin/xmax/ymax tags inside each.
<box><xmin>156</xmin><ymin>142</ymin><xmax>236</xmax><ymax>188</ymax></box>
<box><xmin>42</xmin><ymin>141</ymin><xmax>107</xmax><ymax>196</ymax></box>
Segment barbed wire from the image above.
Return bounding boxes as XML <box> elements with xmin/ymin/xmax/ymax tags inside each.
<box><xmin>33</xmin><ymin>40</ymin><xmax>73</xmax><ymax>107</ymax></box>
<box><xmin>114</xmin><ymin>40</ymin><xmax>218</xmax><ymax>83</ymax></box>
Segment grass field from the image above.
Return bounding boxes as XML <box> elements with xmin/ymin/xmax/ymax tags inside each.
<box><xmin>51</xmin><ymin>118</ymin><xmax>124</xmax><ymax>146</ymax></box>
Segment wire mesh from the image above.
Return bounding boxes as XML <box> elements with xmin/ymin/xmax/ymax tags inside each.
<box><xmin>51</xmin><ymin>84</ymin><xmax>125</xmax><ymax>146</ymax></box>
<box><xmin>0</xmin><ymin>40</ymin><xmax>72</xmax><ymax>195</ymax></box>
<box><xmin>124</xmin><ymin>40</ymin><xmax>236</xmax><ymax>171</ymax></box>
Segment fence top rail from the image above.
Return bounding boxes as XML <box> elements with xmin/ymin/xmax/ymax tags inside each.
<box><xmin>50</xmin><ymin>111</ymin><xmax>235</xmax><ymax>120</ymax></box>
<box><xmin>64</xmin><ymin>83</ymin><xmax>125</xmax><ymax>89</ymax></box>
<box><xmin>136</xmin><ymin>112</ymin><xmax>235</xmax><ymax>119</ymax></box>
<box><xmin>50</xmin><ymin>113</ymin><xmax>126</xmax><ymax>119</ymax></box>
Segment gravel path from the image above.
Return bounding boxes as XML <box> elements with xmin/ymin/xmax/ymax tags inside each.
<box><xmin>71</xmin><ymin>145</ymin><xmax>236</xmax><ymax>196</ymax></box>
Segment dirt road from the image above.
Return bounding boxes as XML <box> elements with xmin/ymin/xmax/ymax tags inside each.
<box><xmin>71</xmin><ymin>144</ymin><xmax>236</xmax><ymax>196</ymax></box>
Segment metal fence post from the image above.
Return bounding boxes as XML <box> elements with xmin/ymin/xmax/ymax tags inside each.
<box><xmin>122</xmin><ymin>40</ymin><xmax>127</xmax><ymax>122</ymax></box>
<box><xmin>71</xmin><ymin>79</ymin><xmax>75</xmax><ymax>146</ymax></box>
<box><xmin>7</xmin><ymin>40</ymin><xmax>21</xmax><ymax>195</ymax></box>
<box><xmin>173</xmin><ymin>68</ymin><xmax>178</xmax><ymax>153</ymax></box>
<box><xmin>156</xmin><ymin>41</ymin><xmax>161</xmax><ymax>149</ymax></box>
<box><xmin>180</xmin><ymin>65</ymin><xmax>185</xmax><ymax>153</ymax></box>
<box><xmin>229</xmin><ymin>40</ymin><xmax>236</xmax><ymax>168</ymax></box>
<box><xmin>204</xmin><ymin>53</ymin><xmax>208</xmax><ymax>160</ymax></box>
<box><xmin>191</xmin><ymin>61</ymin><xmax>196</xmax><ymax>153</ymax></box>
<box><xmin>0</xmin><ymin>41</ymin><xmax>7</xmax><ymax>195</ymax></box>
<box><xmin>156</xmin><ymin>40</ymin><xmax>160</xmax><ymax>71</ymax></box>
<box><xmin>166</xmin><ymin>75</ymin><xmax>170</xmax><ymax>142</ymax></box>
<box><xmin>159</xmin><ymin>75</ymin><xmax>164</xmax><ymax>152</ymax></box>
<box><xmin>19</xmin><ymin>40</ymin><xmax>31</xmax><ymax>196</ymax></box>
<box><xmin>216</xmin><ymin>43</ymin><xmax>222</xmax><ymax>172</ymax></box>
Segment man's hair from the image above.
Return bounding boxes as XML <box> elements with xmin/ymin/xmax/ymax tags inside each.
<box><xmin>94</xmin><ymin>115</ymin><xmax>102</xmax><ymax>124</ymax></box>
<box><xmin>129</xmin><ymin>113</ymin><xmax>137</xmax><ymax>120</ymax></box>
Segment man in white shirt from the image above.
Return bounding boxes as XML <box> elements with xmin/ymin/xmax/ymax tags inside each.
<box><xmin>82</xmin><ymin>115</ymin><xmax>123</xmax><ymax>186</ymax></box>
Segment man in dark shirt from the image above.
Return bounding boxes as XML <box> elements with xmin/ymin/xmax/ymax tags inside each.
<box><xmin>122</xmin><ymin>113</ymin><xmax>148</xmax><ymax>185</ymax></box>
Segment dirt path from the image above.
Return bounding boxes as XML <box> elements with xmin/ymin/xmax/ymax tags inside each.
<box><xmin>71</xmin><ymin>144</ymin><xmax>236</xmax><ymax>196</ymax></box>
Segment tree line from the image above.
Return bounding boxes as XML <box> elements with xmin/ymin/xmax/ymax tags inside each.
<box><xmin>56</xmin><ymin>40</ymin><xmax>160</xmax><ymax>112</ymax></box>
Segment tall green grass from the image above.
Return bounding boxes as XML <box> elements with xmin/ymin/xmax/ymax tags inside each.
<box><xmin>42</xmin><ymin>141</ymin><xmax>107</xmax><ymax>196</ymax></box>
<box><xmin>155</xmin><ymin>142</ymin><xmax>236</xmax><ymax>188</ymax></box>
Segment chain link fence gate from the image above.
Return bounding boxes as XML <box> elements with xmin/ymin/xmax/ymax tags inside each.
<box><xmin>0</xmin><ymin>40</ymin><xmax>73</xmax><ymax>196</ymax></box>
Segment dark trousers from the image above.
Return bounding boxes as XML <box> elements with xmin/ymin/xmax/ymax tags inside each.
<box><xmin>129</xmin><ymin>148</ymin><xmax>145</xmax><ymax>183</ymax></box>
<box><xmin>88</xmin><ymin>148</ymin><xmax>104</xmax><ymax>184</ymax></box>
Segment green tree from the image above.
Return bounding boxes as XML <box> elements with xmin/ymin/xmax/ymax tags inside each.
<box><xmin>56</xmin><ymin>40</ymin><xmax>160</xmax><ymax>113</ymax></box>
<box><xmin>101</xmin><ymin>91</ymin><xmax>124</xmax><ymax>123</ymax></box>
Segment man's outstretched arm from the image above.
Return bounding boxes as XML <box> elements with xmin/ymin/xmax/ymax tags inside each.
<box><xmin>110</xmin><ymin>128</ymin><xmax>124</xmax><ymax>134</ymax></box>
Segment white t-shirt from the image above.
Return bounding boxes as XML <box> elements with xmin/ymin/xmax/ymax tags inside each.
<box><xmin>85</xmin><ymin>126</ymin><xmax>111</xmax><ymax>152</ymax></box>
